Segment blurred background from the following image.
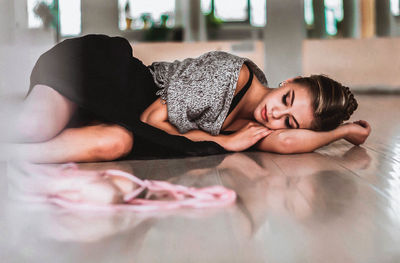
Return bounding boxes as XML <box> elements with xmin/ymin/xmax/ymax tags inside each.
<box><xmin>0</xmin><ymin>0</ymin><xmax>399</xmax><ymax>97</ymax></box>
<box><xmin>0</xmin><ymin>3</ymin><xmax>400</xmax><ymax>262</ymax></box>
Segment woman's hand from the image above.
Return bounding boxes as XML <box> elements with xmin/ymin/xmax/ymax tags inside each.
<box><xmin>342</xmin><ymin>120</ymin><xmax>371</xmax><ymax>145</ymax></box>
<box><xmin>223</xmin><ymin>122</ymin><xmax>273</xmax><ymax>152</ymax></box>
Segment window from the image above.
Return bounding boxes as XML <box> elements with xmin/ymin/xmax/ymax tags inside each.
<box><xmin>27</xmin><ymin>0</ymin><xmax>53</xmax><ymax>28</ymax></box>
<box><xmin>304</xmin><ymin>0</ymin><xmax>314</xmax><ymax>27</ymax></box>
<box><xmin>201</xmin><ymin>0</ymin><xmax>266</xmax><ymax>27</ymax></box>
<box><xmin>304</xmin><ymin>0</ymin><xmax>343</xmax><ymax>36</ymax></box>
<box><xmin>250</xmin><ymin>0</ymin><xmax>267</xmax><ymax>27</ymax></box>
<box><xmin>391</xmin><ymin>0</ymin><xmax>400</xmax><ymax>16</ymax></box>
<box><xmin>59</xmin><ymin>0</ymin><xmax>81</xmax><ymax>36</ymax></box>
<box><xmin>27</xmin><ymin>0</ymin><xmax>81</xmax><ymax>36</ymax></box>
<box><xmin>118</xmin><ymin>0</ymin><xmax>175</xmax><ymax>30</ymax></box>
<box><xmin>324</xmin><ymin>0</ymin><xmax>343</xmax><ymax>36</ymax></box>
<box><xmin>201</xmin><ymin>0</ymin><xmax>212</xmax><ymax>14</ymax></box>
<box><xmin>214</xmin><ymin>0</ymin><xmax>248</xmax><ymax>21</ymax></box>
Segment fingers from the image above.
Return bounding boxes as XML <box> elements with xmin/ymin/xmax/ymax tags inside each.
<box><xmin>246</xmin><ymin>121</ymin><xmax>271</xmax><ymax>131</ymax></box>
<box><xmin>259</xmin><ymin>130</ymin><xmax>272</xmax><ymax>138</ymax></box>
<box><xmin>253</xmin><ymin>128</ymin><xmax>270</xmax><ymax>136</ymax></box>
<box><xmin>246</xmin><ymin>130</ymin><xmax>270</xmax><ymax>147</ymax></box>
<box><xmin>354</xmin><ymin>120</ymin><xmax>370</xmax><ymax>129</ymax></box>
<box><xmin>244</xmin><ymin>124</ymin><xmax>272</xmax><ymax>144</ymax></box>
<box><xmin>253</xmin><ymin>128</ymin><xmax>272</xmax><ymax>141</ymax></box>
<box><xmin>228</xmin><ymin>122</ymin><xmax>273</xmax><ymax>151</ymax></box>
<box><xmin>351</xmin><ymin>120</ymin><xmax>371</xmax><ymax>144</ymax></box>
<box><xmin>354</xmin><ymin>120</ymin><xmax>371</xmax><ymax>135</ymax></box>
<box><xmin>253</xmin><ymin>127</ymin><xmax>270</xmax><ymax>135</ymax></box>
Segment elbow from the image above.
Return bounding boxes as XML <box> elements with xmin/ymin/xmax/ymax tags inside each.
<box><xmin>258</xmin><ymin>131</ymin><xmax>315</xmax><ymax>154</ymax></box>
<box><xmin>275</xmin><ymin>133</ymin><xmax>300</xmax><ymax>154</ymax></box>
<box><xmin>276</xmin><ymin>134</ymin><xmax>293</xmax><ymax>154</ymax></box>
<box><xmin>140</xmin><ymin>114</ymin><xmax>150</xmax><ymax>125</ymax></box>
<box><xmin>276</xmin><ymin>133</ymin><xmax>315</xmax><ymax>154</ymax></box>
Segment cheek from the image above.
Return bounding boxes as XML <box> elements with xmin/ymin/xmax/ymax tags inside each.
<box><xmin>260</xmin><ymin>98</ymin><xmax>277</xmax><ymax>115</ymax></box>
<box><xmin>259</xmin><ymin>97</ymin><xmax>269</xmax><ymax>107</ymax></box>
<box><xmin>267</xmin><ymin>119</ymin><xmax>285</xmax><ymax>130</ymax></box>
<box><xmin>301</xmin><ymin>111</ymin><xmax>315</xmax><ymax>129</ymax></box>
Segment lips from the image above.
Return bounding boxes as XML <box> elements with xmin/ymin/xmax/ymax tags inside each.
<box><xmin>261</xmin><ymin>106</ymin><xmax>268</xmax><ymax>122</ymax></box>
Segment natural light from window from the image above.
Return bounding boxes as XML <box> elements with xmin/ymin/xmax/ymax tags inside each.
<box><xmin>250</xmin><ymin>0</ymin><xmax>266</xmax><ymax>27</ymax></box>
<box><xmin>324</xmin><ymin>0</ymin><xmax>343</xmax><ymax>35</ymax></box>
<box><xmin>391</xmin><ymin>0</ymin><xmax>400</xmax><ymax>16</ymax></box>
<box><xmin>27</xmin><ymin>0</ymin><xmax>53</xmax><ymax>28</ymax></box>
<box><xmin>214</xmin><ymin>0</ymin><xmax>248</xmax><ymax>21</ymax></box>
<box><xmin>201</xmin><ymin>0</ymin><xmax>212</xmax><ymax>14</ymax></box>
<box><xmin>118</xmin><ymin>0</ymin><xmax>175</xmax><ymax>30</ymax></box>
<box><xmin>27</xmin><ymin>0</ymin><xmax>81</xmax><ymax>36</ymax></box>
<box><xmin>59</xmin><ymin>0</ymin><xmax>81</xmax><ymax>36</ymax></box>
<box><xmin>202</xmin><ymin>0</ymin><xmax>266</xmax><ymax>27</ymax></box>
<box><xmin>304</xmin><ymin>0</ymin><xmax>314</xmax><ymax>26</ymax></box>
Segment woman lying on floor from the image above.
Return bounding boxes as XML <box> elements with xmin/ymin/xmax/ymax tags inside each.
<box><xmin>6</xmin><ymin>34</ymin><xmax>371</xmax><ymax>163</ymax></box>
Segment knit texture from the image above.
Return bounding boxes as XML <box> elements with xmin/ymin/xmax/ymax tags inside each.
<box><xmin>149</xmin><ymin>51</ymin><xmax>268</xmax><ymax>135</ymax></box>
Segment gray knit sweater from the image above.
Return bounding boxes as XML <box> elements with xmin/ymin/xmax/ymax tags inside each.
<box><xmin>149</xmin><ymin>51</ymin><xmax>268</xmax><ymax>135</ymax></box>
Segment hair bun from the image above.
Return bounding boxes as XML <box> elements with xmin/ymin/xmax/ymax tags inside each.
<box><xmin>342</xmin><ymin>86</ymin><xmax>358</xmax><ymax>121</ymax></box>
<box><xmin>292</xmin><ymin>75</ymin><xmax>358</xmax><ymax>131</ymax></box>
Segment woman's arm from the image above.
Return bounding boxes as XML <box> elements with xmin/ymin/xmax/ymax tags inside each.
<box><xmin>140</xmin><ymin>100</ymin><xmax>226</xmax><ymax>144</ymax></box>
<box><xmin>141</xmin><ymin>99</ymin><xmax>370</xmax><ymax>154</ymax></box>
<box><xmin>255</xmin><ymin>128</ymin><xmax>346</xmax><ymax>154</ymax></box>
<box><xmin>256</xmin><ymin>120</ymin><xmax>371</xmax><ymax>154</ymax></box>
<box><xmin>141</xmin><ymin>99</ymin><xmax>272</xmax><ymax>151</ymax></box>
<box><xmin>144</xmin><ymin>118</ymin><xmax>271</xmax><ymax>152</ymax></box>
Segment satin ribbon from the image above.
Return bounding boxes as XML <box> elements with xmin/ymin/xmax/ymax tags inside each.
<box><xmin>23</xmin><ymin>163</ymin><xmax>236</xmax><ymax>212</ymax></box>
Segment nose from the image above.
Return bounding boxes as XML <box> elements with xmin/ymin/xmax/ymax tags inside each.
<box><xmin>271</xmin><ymin>108</ymin><xmax>288</xmax><ymax>119</ymax></box>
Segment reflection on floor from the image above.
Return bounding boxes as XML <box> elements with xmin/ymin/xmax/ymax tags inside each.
<box><xmin>1</xmin><ymin>94</ymin><xmax>400</xmax><ymax>263</ymax></box>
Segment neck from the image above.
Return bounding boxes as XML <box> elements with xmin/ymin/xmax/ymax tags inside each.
<box><xmin>239</xmin><ymin>82</ymin><xmax>271</xmax><ymax>119</ymax></box>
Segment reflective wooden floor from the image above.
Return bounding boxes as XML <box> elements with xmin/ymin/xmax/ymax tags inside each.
<box><xmin>0</xmin><ymin>94</ymin><xmax>400</xmax><ymax>263</ymax></box>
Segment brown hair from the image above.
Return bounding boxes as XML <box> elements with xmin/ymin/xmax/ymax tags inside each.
<box><xmin>292</xmin><ymin>75</ymin><xmax>358</xmax><ymax>131</ymax></box>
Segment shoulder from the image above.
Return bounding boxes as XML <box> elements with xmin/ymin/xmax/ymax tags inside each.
<box><xmin>199</xmin><ymin>51</ymin><xmax>241</xmax><ymax>61</ymax></box>
<box><xmin>196</xmin><ymin>51</ymin><xmax>246</xmax><ymax>78</ymax></box>
<box><xmin>235</xmin><ymin>63</ymin><xmax>250</xmax><ymax>96</ymax></box>
<box><xmin>243</xmin><ymin>60</ymin><xmax>268</xmax><ymax>86</ymax></box>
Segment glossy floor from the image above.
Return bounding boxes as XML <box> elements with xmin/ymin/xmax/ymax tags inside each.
<box><xmin>1</xmin><ymin>94</ymin><xmax>400</xmax><ymax>263</ymax></box>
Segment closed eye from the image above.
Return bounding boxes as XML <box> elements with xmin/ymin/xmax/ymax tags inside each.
<box><xmin>285</xmin><ymin>116</ymin><xmax>292</xmax><ymax>129</ymax></box>
<box><xmin>282</xmin><ymin>92</ymin><xmax>290</xmax><ymax>105</ymax></box>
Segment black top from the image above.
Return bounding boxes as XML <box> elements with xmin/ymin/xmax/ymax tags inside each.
<box><xmin>28</xmin><ymin>34</ymin><xmax>228</xmax><ymax>159</ymax></box>
<box><xmin>227</xmin><ymin>63</ymin><xmax>254</xmax><ymax>117</ymax></box>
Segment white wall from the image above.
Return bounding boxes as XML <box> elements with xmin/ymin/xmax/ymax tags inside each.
<box><xmin>303</xmin><ymin>38</ymin><xmax>400</xmax><ymax>90</ymax></box>
<box><xmin>81</xmin><ymin>0</ymin><xmax>119</xmax><ymax>36</ymax></box>
<box><xmin>0</xmin><ymin>0</ymin><xmax>54</xmax><ymax>97</ymax></box>
<box><xmin>263</xmin><ymin>0</ymin><xmax>306</xmax><ymax>87</ymax></box>
<box><xmin>132</xmin><ymin>41</ymin><xmax>264</xmax><ymax>70</ymax></box>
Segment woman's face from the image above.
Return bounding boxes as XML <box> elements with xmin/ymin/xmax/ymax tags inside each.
<box><xmin>254</xmin><ymin>82</ymin><xmax>315</xmax><ymax>130</ymax></box>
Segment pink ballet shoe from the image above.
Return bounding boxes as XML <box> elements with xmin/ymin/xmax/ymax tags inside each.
<box><xmin>20</xmin><ymin>163</ymin><xmax>237</xmax><ymax>212</ymax></box>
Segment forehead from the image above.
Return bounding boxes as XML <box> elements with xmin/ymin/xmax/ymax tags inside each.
<box><xmin>289</xmin><ymin>84</ymin><xmax>314</xmax><ymax>129</ymax></box>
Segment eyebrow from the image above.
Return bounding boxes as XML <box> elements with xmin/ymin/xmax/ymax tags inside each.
<box><xmin>291</xmin><ymin>90</ymin><xmax>300</xmax><ymax>129</ymax></box>
<box><xmin>291</xmin><ymin>90</ymin><xmax>295</xmax><ymax>106</ymax></box>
